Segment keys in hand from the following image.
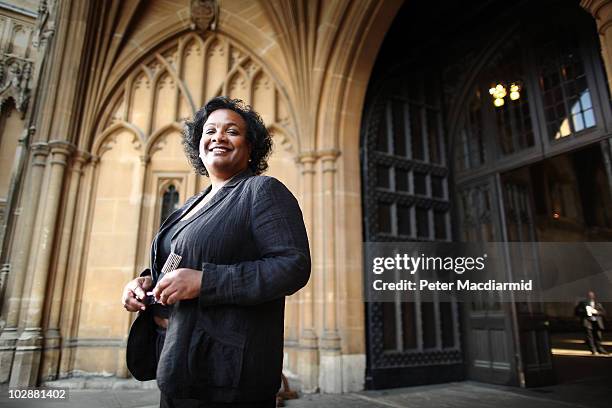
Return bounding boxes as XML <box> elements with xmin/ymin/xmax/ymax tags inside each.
<box><xmin>142</xmin><ymin>252</ymin><xmax>182</xmax><ymax>305</ymax></box>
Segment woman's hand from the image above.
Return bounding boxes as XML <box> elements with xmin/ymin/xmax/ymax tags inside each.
<box><xmin>153</xmin><ymin>268</ymin><xmax>202</xmax><ymax>305</ymax></box>
<box><xmin>122</xmin><ymin>276</ymin><xmax>153</xmax><ymax>312</ymax></box>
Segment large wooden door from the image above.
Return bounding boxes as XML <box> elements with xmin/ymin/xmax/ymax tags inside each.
<box><xmin>456</xmin><ymin>170</ymin><xmax>555</xmax><ymax>387</ymax></box>
<box><xmin>456</xmin><ymin>177</ymin><xmax>518</xmax><ymax>385</ymax></box>
<box><xmin>500</xmin><ymin>170</ymin><xmax>555</xmax><ymax>387</ymax></box>
<box><xmin>362</xmin><ymin>75</ymin><xmax>464</xmax><ymax>389</ymax></box>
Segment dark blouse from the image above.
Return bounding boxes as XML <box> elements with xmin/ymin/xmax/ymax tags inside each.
<box><xmin>152</xmin><ymin>209</ymin><xmax>198</xmax><ymax>319</ymax></box>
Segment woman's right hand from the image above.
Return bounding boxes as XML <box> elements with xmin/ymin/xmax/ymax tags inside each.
<box><xmin>121</xmin><ymin>276</ymin><xmax>153</xmax><ymax>312</ymax></box>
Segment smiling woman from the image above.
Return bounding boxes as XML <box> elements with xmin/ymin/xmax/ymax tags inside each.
<box><xmin>199</xmin><ymin>109</ymin><xmax>252</xmax><ymax>182</ymax></box>
<box><xmin>182</xmin><ymin>97</ymin><xmax>273</xmax><ymax>178</ymax></box>
<box><xmin>121</xmin><ymin>97</ymin><xmax>311</xmax><ymax>408</ymax></box>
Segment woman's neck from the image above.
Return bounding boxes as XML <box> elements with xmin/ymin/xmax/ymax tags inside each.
<box><xmin>208</xmin><ymin>167</ymin><xmax>247</xmax><ymax>190</ymax></box>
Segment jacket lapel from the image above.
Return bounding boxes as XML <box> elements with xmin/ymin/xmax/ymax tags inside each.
<box><xmin>171</xmin><ymin>167</ymin><xmax>254</xmax><ymax>240</ymax></box>
<box><xmin>151</xmin><ymin>186</ymin><xmax>210</xmax><ymax>277</ymax></box>
<box><xmin>159</xmin><ymin>187</ymin><xmax>210</xmax><ymax>233</ymax></box>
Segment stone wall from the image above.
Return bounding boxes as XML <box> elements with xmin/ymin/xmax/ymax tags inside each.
<box><xmin>0</xmin><ymin>0</ymin><xmax>402</xmax><ymax>393</ymax></box>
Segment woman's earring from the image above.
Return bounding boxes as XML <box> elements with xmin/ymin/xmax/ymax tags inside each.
<box><xmin>248</xmin><ymin>158</ymin><xmax>252</xmax><ymax>162</ymax></box>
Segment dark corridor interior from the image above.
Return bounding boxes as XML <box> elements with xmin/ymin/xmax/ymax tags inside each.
<box><xmin>501</xmin><ymin>144</ymin><xmax>612</xmax><ymax>390</ymax></box>
<box><xmin>362</xmin><ymin>0</ymin><xmax>612</xmax><ymax>396</ymax></box>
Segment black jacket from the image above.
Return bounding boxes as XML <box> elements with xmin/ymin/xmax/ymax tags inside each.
<box><xmin>126</xmin><ymin>168</ymin><xmax>311</xmax><ymax>402</ymax></box>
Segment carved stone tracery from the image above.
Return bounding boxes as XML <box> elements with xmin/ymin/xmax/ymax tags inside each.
<box><xmin>0</xmin><ymin>56</ymin><xmax>32</xmax><ymax>114</ymax></box>
<box><xmin>33</xmin><ymin>0</ymin><xmax>56</xmax><ymax>49</ymax></box>
<box><xmin>96</xmin><ymin>32</ymin><xmax>296</xmax><ymax>156</ymax></box>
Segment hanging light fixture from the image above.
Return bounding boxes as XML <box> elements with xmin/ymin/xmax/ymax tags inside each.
<box><xmin>509</xmin><ymin>83</ymin><xmax>521</xmax><ymax>100</ymax></box>
<box><xmin>489</xmin><ymin>83</ymin><xmax>507</xmax><ymax>107</ymax></box>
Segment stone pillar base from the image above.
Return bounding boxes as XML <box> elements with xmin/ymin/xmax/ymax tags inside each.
<box><xmin>297</xmin><ymin>330</ymin><xmax>319</xmax><ymax>392</ymax></box>
<box><xmin>283</xmin><ymin>339</ymin><xmax>299</xmax><ymax>374</ymax></box>
<box><xmin>319</xmin><ymin>348</ymin><xmax>342</xmax><ymax>393</ymax></box>
<box><xmin>9</xmin><ymin>328</ymin><xmax>43</xmax><ymax>387</ymax></box>
<box><xmin>39</xmin><ymin>329</ymin><xmax>61</xmax><ymax>382</ymax></box>
<box><xmin>58</xmin><ymin>337</ymin><xmax>75</xmax><ymax>377</ymax></box>
<box><xmin>0</xmin><ymin>328</ymin><xmax>18</xmax><ymax>383</ymax></box>
<box><xmin>318</xmin><ymin>331</ymin><xmax>342</xmax><ymax>393</ymax></box>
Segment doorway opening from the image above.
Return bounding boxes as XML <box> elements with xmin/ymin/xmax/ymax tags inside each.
<box><xmin>361</xmin><ymin>0</ymin><xmax>612</xmax><ymax>390</ymax></box>
<box><xmin>501</xmin><ymin>143</ymin><xmax>612</xmax><ymax>386</ymax></box>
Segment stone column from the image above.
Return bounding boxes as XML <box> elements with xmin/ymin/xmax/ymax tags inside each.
<box><xmin>116</xmin><ymin>153</ymin><xmax>149</xmax><ymax>379</ymax></box>
<box><xmin>297</xmin><ymin>152</ymin><xmax>319</xmax><ymax>391</ymax></box>
<box><xmin>58</xmin><ymin>155</ymin><xmax>98</xmax><ymax>377</ymax></box>
<box><xmin>318</xmin><ymin>149</ymin><xmax>342</xmax><ymax>393</ymax></box>
<box><xmin>581</xmin><ymin>0</ymin><xmax>612</xmax><ymax>93</ymax></box>
<box><xmin>0</xmin><ymin>142</ymin><xmax>49</xmax><ymax>383</ymax></box>
<box><xmin>0</xmin><ymin>127</ymin><xmax>33</xmax><ymax>270</ymax></box>
<box><xmin>39</xmin><ymin>150</ymin><xmax>89</xmax><ymax>381</ymax></box>
<box><xmin>10</xmin><ymin>140</ymin><xmax>73</xmax><ymax>387</ymax></box>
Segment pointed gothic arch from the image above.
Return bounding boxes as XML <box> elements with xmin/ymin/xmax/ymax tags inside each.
<box><xmin>90</xmin><ymin>30</ymin><xmax>300</xmax><ymax>155</ymax></box>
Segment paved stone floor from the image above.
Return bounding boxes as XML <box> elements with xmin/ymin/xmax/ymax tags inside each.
<box><xmin>0</xmin><ymin>378</ymin><xmax>610</xmax><ymax>408</ymax></box>
<box><xmin>288</xmin><ymin>378</ymin><xmax>611</xmax><ymax>408</ymax></box>
<box><xmin>1</xmin><ymin>333</ymin><xmax>610</xmax><ymax>408</ymax></box>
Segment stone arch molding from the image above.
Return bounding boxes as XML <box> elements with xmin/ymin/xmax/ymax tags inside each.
<box><xmin>92</xmin><ymin>31</ymin><xmax>299</xmax><ymax>160</ymax></box>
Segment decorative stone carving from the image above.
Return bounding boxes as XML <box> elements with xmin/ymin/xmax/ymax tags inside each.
<box><xmin>98</xmin><ymin>134</ymin><xmax>117</xmax><ymax>157</ymax></box>
<box><xmin>149</xmin><ymin>134</ymin><xmax>168</xmax><ymax>157</ymax></box>
<box><xmin>33</xmin><ymin>0</ymin><xmax>56</xmax><ymax>48</ymax></box>
<box><xmin>98</xmin><ymin>32</ymin><xmax>296</xmax><ymax>153</ymax></box>
<box><xmin>0</xmin><ymin>57</ymin><xmax>33</xmax><ymax>114</ymax></box>
<box><xmin>190</xmin><ymin>0</ymin><xmax>218</xmax><ymax>33</ymax></box>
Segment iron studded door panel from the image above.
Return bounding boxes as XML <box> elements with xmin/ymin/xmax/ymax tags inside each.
<box><xmin>362</xmin><ymin>76</ymin><xmax>464</xmax><ymax>389</ymax></box>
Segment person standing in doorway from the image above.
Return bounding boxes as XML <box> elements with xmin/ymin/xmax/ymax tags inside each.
<box><xmin>575</xmin><ymin>291</ymin><xmax>608</xmax><ymax>355</ymax></box>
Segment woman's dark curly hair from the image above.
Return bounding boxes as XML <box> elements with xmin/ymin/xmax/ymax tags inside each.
<box><xmin>182</xmin><ymin>96</ymin><xmax>273</xmax><ymax>176</ymax></box>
